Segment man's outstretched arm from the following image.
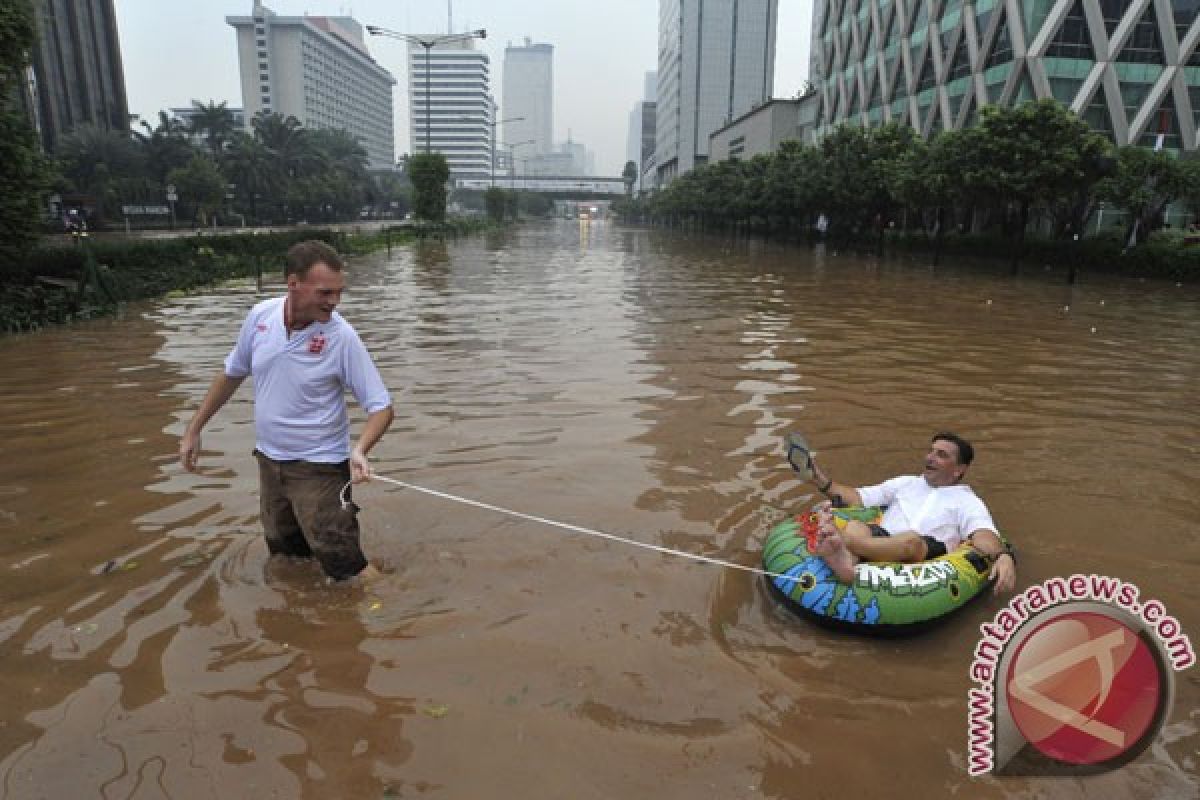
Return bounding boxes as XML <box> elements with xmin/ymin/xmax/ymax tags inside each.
<box><xmin>180</xmin><ymin>372</ymin><xmax>245</xmax><ymax>472</ymax></box>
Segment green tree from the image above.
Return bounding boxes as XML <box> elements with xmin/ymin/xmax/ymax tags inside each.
<box><xmin>224</xmin><ymin>131</ymin><xmax>277</xmax><ymax>223</ymax></box>
<box><xmin>1179</xmin><ymin>155</ymin><xmax>1200</xmax><ymax>226</ymax></box>
<box><xmin>484</xmin><ymin>187</ymin><xmax>506</xmax><ymax>222</ymax></box>
<box><xmin>1100</xmin><ymin>146</ymin><xmax>1188</xmax><ymax>246</ymax></box>
<box><xmin>56</xmin><ymin>125</ymin><xmax>147</xmax><ymax>222</ymax></box>
<box><xmin>167</xmin><ymin>155</ymin><xmax>226</xmax><ymax>226</ymax></box>
<box><xmin>135</xmin><ymin>111</ymin><xmax>197</xmax><ymax>186</ymax></box>
<box><xmin>187</xmin><ymin>100</ymin><xmax>237</xmax><ymax>159</ymax></box>
<box><xmin>0</xmin><ymin>0</ymin><xmax>54</xmax><ymax>271</ymax></box>
<box><xmin>407</xmin><ymin>152</ymin><xmax>449</xmax><ymax>222</ymax></box>
<box><xmin>622</xmin><ymin>160</ymin><xmax>638</xmax><ymax>195</ymax></box>
<box><xmin>963</xmin><ymin>99</ymin><xmax>1103</xmax><ymax>269</ymax></box>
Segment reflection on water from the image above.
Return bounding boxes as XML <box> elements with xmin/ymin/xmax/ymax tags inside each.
<box><xmin>0</xmin><ymin>221</ymin><xmax>1196</xmax><ymax>798</ymax></box>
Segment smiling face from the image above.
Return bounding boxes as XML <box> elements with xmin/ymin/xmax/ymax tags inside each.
<box><xmin>287</xmin><ymin>261</ymin><xmax>344</xmax><ymax>328</ymax></box>
<box><xmin>923</xmin><ymin>437</ymin><xmax>967</xmax><ymax>487</ymax></box>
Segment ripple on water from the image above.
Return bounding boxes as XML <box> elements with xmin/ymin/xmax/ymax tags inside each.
<box><xmin>0</xmin><ymin>223</ymin><xmax>1196</xmax><ymax>797</ymax></box>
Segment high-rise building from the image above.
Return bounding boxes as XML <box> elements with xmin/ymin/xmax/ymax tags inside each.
<box><xmin>810</xmin><ymin>0</ymin><xmax>1200</xmax><ymax>153</ymax></box>
<box><xmin>227</xmin><ymin>1</ymin><xmax>396</xmax><ymax>169</ymax></box>
<box><xmin>627</xmin><ymin>71</ymin><xmax>658</xmax><ymax>190</ymax></box>
<box><xmin>503</xmin><ymin>39</ymin><xmax>554</xmax><ymax>155</ymax></box>
<box><xmin>655</xmin><ymin>0</ymin><xmax>779</xmax><ymax>185</ymax></box>
<box><xmin>21</xmin><ymin>0</ymin><xmax>130</xmax><ymax>153</ymax></box>
<box><xmin>407</xmin><ymin>37</ymin><xmax>493</xmax><ymax>178</ymax></box>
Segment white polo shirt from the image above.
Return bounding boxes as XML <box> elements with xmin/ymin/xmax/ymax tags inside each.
<box><xmin>224</xmin><ymin>296</ymin><xmax>391</xmax><ymax>462</ymax></box>
<box><xmin>857</xmin><ymin>475</ymin><xmax>997</xmax><ymax>551</ymax></box>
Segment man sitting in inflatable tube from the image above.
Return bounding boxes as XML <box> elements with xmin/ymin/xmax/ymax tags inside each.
<box><xmin>801</xmin><ymin>432</ymin><xmax>1017</xmax><ymax>595</ymax></box>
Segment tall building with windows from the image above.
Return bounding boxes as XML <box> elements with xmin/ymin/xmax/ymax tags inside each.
<box><xmin>811</xmin><ymin>0</ymin><xmax>1200</xmax><ymax>153</ymax></box>
<box><xmin>407</xmin><ymin>37</ymin><xmax>493</xmax><ymax>178</ymax></box>
<box><xmin>627</xmin><ymin>71</ymin><xmax>658</xmax><ymax>190</ymax></box>
<box><xmin>503</xmin><ymin>39</ymin><xmax>554</xmax><ymax>155</ymax></box>
<box><xmin>21</xmin><ymin>0</ymin><xmax>130</xmax><ymax>153</ymax></box>
<box><xmin>227</xmin><ymin>2</ymin><xmax>396</xmax><ymax>169</ymax></box>
<box><xmin>655</xmin><ymin>0</ymin><xmax>779</xmax><ymax>185</ymax></box>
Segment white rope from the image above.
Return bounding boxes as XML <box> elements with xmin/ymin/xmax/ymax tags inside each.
<box><xmin>341</xmin><ymin>476</ymin><xmax>803</xmax><ymax>584</ymax></box>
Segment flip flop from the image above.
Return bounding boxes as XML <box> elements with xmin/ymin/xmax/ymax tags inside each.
<box><xmin>785</xmin><ymin>432</ymin><xmax>816</xmax><ymax>480</ymax></box>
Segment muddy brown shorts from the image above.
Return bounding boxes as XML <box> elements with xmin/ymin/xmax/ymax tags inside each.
<box><xmin>254</xmin><ymin>450</ymin><xmax>368</xmax><ymax>580</ymax></box>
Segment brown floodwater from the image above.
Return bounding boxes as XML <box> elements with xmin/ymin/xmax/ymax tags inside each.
<box><xmin>1</xmin><ymin>220</ymin><xmax>1197</xmax><ymax>798</ymax></box>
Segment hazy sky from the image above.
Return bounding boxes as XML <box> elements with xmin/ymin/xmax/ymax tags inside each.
<box><xmin>114</xmin><ymin>0</ymin><xmax>812</xmax><ymax>175</ymax></box>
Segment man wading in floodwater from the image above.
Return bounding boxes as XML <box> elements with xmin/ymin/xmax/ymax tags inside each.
<box><xmin>797</xmin><ymin>432</ymin><xmax>1017</xmax><ymax>594</ymax></box>
<box><xmin>179</xmin><ymin>240</ymin><xmax>394</xmax><ymax>583</ymax></box>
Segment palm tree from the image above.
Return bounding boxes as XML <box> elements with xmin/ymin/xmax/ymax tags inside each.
<box><xmin>55</xmin><ymin>124</ymin><xmax>148</xmax><ymax>222</ymax></box>
<box><xmin>187</xmin><ymin>100</ymin><xmax>237</xmax><ymax>158</ymax></box>
<box><xmin>134</xmin><ymin>111</ymin><xmax>197</xmax><ymax>186</ymax></box>
<box><xmin>251</xmin><ymin>112</ymin><xmax>323</xmax><ymax>221</ymax></box>
<box><xmin>224</xmin><ymin>132</ymin><xmax>276</xmax><ymax>224</ymax></box>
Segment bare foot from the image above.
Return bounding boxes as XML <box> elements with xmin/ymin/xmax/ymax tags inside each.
<box><xmin>814</xmin><ymin>522</ymin><xmax>859</xmax><ymax>584</ymax></box>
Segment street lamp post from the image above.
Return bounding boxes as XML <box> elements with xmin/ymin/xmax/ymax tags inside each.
<box><xmin>499</xmin><ymin>139</ymin><xmax>535</xmax><ymax>189</ymax></box>
<box><xmin>489</xmin><ymin>116</ymin><xmax>524</xmax><ymax>187</ymax></box>
<box><xmin>366</xmin><ymin>25</ymin><xmax>486</xmax><ymax>155</ymax></box>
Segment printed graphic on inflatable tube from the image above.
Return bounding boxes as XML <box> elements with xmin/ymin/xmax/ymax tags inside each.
<box><xmin>762</xmin><ymin>506</ymin><xmax>995</xmax><ymax>635</ymax></box>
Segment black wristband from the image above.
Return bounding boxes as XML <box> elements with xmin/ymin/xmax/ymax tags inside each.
<box><xmin>818</xmin><ymin>477</ymin><xmax>833</xmax><ymax>494</ymax></box>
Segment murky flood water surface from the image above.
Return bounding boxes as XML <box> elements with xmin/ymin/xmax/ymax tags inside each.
<box><xmin>1</xmin><ymin>222</ymin><xmax>1197</xmax><ymax>798</ymax></box>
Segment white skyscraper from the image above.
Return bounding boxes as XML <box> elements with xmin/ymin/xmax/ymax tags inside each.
<box><xmin>503</xmin><ymin>39</ymin><xmax>554</xmax><ymax>155</ymax></box>
<box><xmin>655</xmin><ymin>0</ymin><xmax>778</xmax><ymax>185</ymax></box>
<box><xmin>408</xmin><ymin>37</ymin><xmax>493</xmax><ymax>178</ymax></box>
<box><xmin>227</xmin><ymin>1</ymin><xmax>395</xmax><ymax>169</ymax></box>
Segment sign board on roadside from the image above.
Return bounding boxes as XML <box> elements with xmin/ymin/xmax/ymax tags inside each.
<box><xmin>121</xmin><ymin>205</ymin><xmax>171</xmax><ymax>215</ymax></box>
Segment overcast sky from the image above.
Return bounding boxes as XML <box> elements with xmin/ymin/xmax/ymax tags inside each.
<box><xmin>114</xmin><ymin>0</ymin><xmax>811</xmax><ymax>175</ymax></box>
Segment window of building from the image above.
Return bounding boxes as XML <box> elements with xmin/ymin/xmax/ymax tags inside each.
<box><xmin>1118</xmin><ymin>70</ymin><xmax>1160</xmax><ymax>122</ymax></box>
<box><xmin>911</xmin><ymin>2</ymin><xmax>928</xmax><ymax>35</ymax></box>
<box><xmin>916</xmin><ymin>51</ymin><xmax>937</xmax><ymax>92</ymax></box>
<box><xmin>1046</xmin><ymin>0</ymin><xmax>1094</xmax><ymax>60</ymax></box>
<box><xmin>983</xmin><ymin>9</ymin><xmax>1013</xmax><ymax>69</ymax></box>
<box><xmin>946</xmin><ymin>33</ymin><xmax>971</xmax><ymax>81</ymax></box>
<box><xmin>976</xmin><ymin>1</ymin><xmax>996</xmax><ymax>38</ymax></box>
<box><xmin>1097</xmin><ymin>0</ymin><xmax>1126</xmax><ymax>38</ymax></box>
<box><xmin>1136</xmin><ymin>95</ymin><xmax>1183</xmax><ymax>151</ymax></box>
<box><xmin>1117</xmin><ymin>3</ymin><xmax>1165</xmax><ymax>64</ymax></box>
<box><xmin>1175</xmin><ymin>1</ymin><xmax>1200</xmax><ymax>46</ymax></box>
<box><xmin>880</xmin><ymin>5</ymin><xmax>897</xmax><ymax>47</ymax></box>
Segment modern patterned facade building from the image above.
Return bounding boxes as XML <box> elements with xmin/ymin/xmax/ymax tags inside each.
<box><xmin>22</xmin><ymin>0</ymin><xmax>130</xmax><ymax>153</ymax></box>
<box><xmin>407</xmin><ymin>37</ymin><xmax>493</xmax><ymax>178</ymax></box>
<box><xmin>227</xmin><ymin>2</ymin><xmax>396</xmax><ymax>169</ymax></box>
<box><xmin>810</xmin><ymin>0</ymin><xmax>1200</xmax><ymax>153</ymax></box>
<box><xmin>656</xmin><ymin>0</ymin><xmax>780</xmax><ymax>185</ymax></box>
<box><xmin>503</xmin><ymin>39</ymin><xmax>554</xmax><ymax>156</ymax></box>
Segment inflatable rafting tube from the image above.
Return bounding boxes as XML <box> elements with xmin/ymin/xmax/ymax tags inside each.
<box><xmin>762</xmin><ymin>507</ymin><xmax>994</xmax><ymax>635</ymax></box>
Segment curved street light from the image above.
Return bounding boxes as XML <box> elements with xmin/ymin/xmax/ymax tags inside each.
<box><xmin>366</xmin><ymin>25</ymin><xmax>487</xmax><ymax>155</ymax></box>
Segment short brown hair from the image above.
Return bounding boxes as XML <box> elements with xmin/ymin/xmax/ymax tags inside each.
<box><xmin>932</xmin><ymin>432</ymin><xmax>974</xmax><ymax>465</ymax></box>
<box><xmin>285</xmin><ymin>240</ymin><xmax>344</xmax><ymax>278</ymax></box>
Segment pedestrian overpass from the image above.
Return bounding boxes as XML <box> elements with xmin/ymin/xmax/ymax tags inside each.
<box><xmin>454</xmin><ymin>176</ymin><xmax>626</xmax><ymax>197</ymax></box>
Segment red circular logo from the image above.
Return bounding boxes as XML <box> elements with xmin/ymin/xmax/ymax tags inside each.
<box><xmin>1005</xmin><ymin>611</ymin><xmax>1164</xmax><ymax>766</ymax></box>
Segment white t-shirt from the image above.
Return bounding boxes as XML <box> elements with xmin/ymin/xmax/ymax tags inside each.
<box><xmin>224</xmin><ymin>296</ymin><xmax>392</xmax><ymax>462</ymax></box>
<box><xmin>857</xmin><ymin>475</ymin><xmax>997</xmax><ymax>551</ymax></box>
